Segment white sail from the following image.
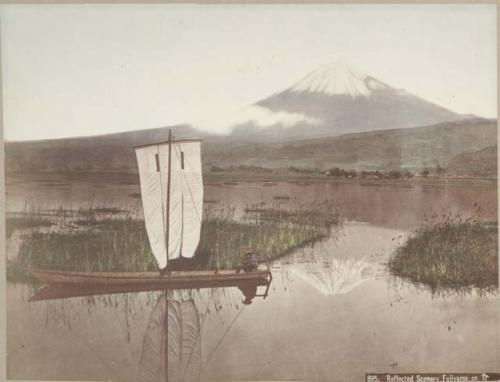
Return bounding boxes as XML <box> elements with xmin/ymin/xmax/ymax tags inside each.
<box><xmin>175</xmin><ymin>142</ymin><xmax>203</xmax><ymax>259</ymax></box>
<box><xmin>135</xmin><ymin>139</ymin><xmax>203</xmax><ymax>269</ymax></box>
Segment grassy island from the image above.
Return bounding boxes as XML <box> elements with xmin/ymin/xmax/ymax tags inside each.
<box><xmin>388</xmin><ymin>217</ymin><xmax>498</xmax><ymax>294</ymax></box>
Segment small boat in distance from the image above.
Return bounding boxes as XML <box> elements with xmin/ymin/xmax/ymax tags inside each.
<box><xmin>31</xmin><ymin>130</ymin><xmax>271</xmax><ymax>288</ymax></box>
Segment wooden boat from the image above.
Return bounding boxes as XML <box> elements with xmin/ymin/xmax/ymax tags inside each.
<box><xmin>31</xmin><ymin>130</ymin><xmax>270</xmax><ymax>290</ymax></box>
<box><xmin>29</xmin><ymin>273</ymin><xmax>272</xmax><ymax>302</ymax></box>
<box><xmin>30</xmin><ymin>268</ymin><xmax>272</xmax><ymax>287</ymax></box>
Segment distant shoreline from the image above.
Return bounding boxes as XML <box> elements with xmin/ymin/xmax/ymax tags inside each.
<box><xmin>5</xmin><ymin>170</ymin><xmax>497</xmax><ymax>188</ymax></box>
<box><xmin>204</xmin><ymin>171</ymin><xmax>497</xmax><ymax>186</ymax></box>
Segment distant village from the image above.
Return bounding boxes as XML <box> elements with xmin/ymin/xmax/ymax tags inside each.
<box><xmin>208</xmin><ymin>164</ymin><xmax>496</xmax><ymax>180</ymax></box>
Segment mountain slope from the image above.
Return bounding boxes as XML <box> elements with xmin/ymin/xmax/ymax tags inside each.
<box><xmin>447</xmin><ymin>145</ymin><xmax>497</xmax><ymax>177</ymax></box>
<box><xmin>5</xmin><ymin>118</ymin><xmax>497</xmax><ymax>175</ymax></box>
<box><xmin>231</xmin><ymin>61</ymin><xmax>468</xmax><ymax>141</ymax></box>
<box><xmin>209</xmin><ymin>118</ymin><xmax>497</xmax><ymax>172</ymax></box>
<box><xmin>5</xmin><ymin>124</ymin><xmax>217</xmax><ymax>173</ymax></box>
<box><xmin>6</xmin><ymin>118</ymin><xmax>494</xmax><ymax>176</ymax></box>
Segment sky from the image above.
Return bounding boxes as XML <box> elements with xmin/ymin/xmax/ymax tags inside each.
<box><xmin>1</xmin><ymin>4</ymin><xmax>497</xmax><ymax>141</ymax></box>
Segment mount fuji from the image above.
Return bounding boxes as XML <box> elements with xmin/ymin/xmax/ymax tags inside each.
<box><xmin>5</xmin><ymin>60</ymin><xmax>494</xmax><ymax>176</ymax></box>
<box><xmin>231</xmin><ymin>61</ymin><xmax>469</xmax><ymax>141</ymax></box>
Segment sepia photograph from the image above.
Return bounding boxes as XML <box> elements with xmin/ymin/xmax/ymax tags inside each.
<box><xmin>1</xmin><ymin>4</ymin><xmax>498</xmax><ymax>382</ymax></box>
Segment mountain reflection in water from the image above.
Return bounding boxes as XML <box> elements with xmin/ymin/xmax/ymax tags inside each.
<box><xmin>285</xmin><ymin>256</ymin><xmax>372</xmax><ymax>295</ymax></box>
<box><xmin>279</xmin><ymin>223</ymin><xmax>404</xmax><ymax>296</ymax></box>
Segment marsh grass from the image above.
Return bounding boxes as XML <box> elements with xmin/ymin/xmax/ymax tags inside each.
<box><xmin>273</xmin><ymin>195</ymin><xmax>290</xmax><ymax>200</ymax></box>
<box><xmin>244</xmin><ymin>200</ymin><xmax>340</xmax><ymax>226</ymax></box>
<box><xmin>7</xmin><ymin>200</ymin><xmax>342</xmax><ymax>283</ymax></box>
<box><xmin>197</xmin><ymin>201</ymin><xmax>342</xmax><ymax>268</ymax></box>
<box><xmin>388</xmin><ymin>208</ymin><xmax>498</xmax><ymax>294</ymax></box>
<box><xmin>91</xmin><ymin>207</ymin><xmax>125</xmax><ymax>214</ymax></box>
<box><xmin>6</xmin><ymin>216</ymin><xmax>53</xmax><ymax>239</ymax></box>
<box><xmin>198</xmin><ymin>217</ymin><xmax>327</xmax><ymax>269</ymax></box>
<box><xmin>17</xmin><ymin>217</ymin><xmax>155</xmax><ymax>275</ymax></box>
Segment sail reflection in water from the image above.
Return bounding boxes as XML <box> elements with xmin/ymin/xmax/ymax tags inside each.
<box><xmin>29</xmin><ymin>276</ymin><xmax>272</xmax><ymax>382</ymax></box>
<box><xmin>139</xmin><ymin>295</ymin><xmax>201</xmax><ymax>382</ymax></box>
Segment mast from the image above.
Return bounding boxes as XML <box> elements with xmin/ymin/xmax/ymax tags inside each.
<box><xmin>165</xmin><ymin>129</ymin><xmax>172</xmax><ymax>268</ymax></box>
<box><xmin>179</xmin><ymin>194</ymin><xmax>184</xmax><ymax>258</ymax></box>
<box><xmin>164</xmin><ymin>290</ymin><xmax>169</xmax><ymax>382</ymax></box>
<box><xmin>163</xmin><ymin>130</ymin><xmax>172</xmax><ymax>373</ymax></box>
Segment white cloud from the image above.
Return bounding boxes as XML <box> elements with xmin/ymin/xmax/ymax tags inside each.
<box><xmin>191</xmin><ymin>105</ymin><xmax>321</xmax><ymax>134</ymax></box>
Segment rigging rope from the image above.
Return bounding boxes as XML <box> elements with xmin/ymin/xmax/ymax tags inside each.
<box><xmin>178</xmin><ymin>289</ymin><xmax>216</xmax><ymax>382</ymax></box>
<box><xmin>199</xmin><ymin>305</ymin><xmax>246</xmax><ymax>373</ymax></box>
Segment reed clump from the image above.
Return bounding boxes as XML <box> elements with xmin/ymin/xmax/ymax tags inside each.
<box><xmin>6</xmin><ymin>216</ymin><xmax>53</xmax><ymax>239</ymax></box>
<box><xmin>388</xmin><ymin>207</ymin><xmax>498</xmax><ymax>294</ymax></box>
<box><xmin>8</xmin><ymin>200</ymin><xmax>342</xmax><ymax>282</ymax></box>
<box><xmin>199</xmin><ymin>201</ymin><xmax>341</xmax><ymax>269</ymax></box>
<box><xmin>17</xmin><ymin>217</ymin><xmax>156</xmax><ymax>275</ymax></box>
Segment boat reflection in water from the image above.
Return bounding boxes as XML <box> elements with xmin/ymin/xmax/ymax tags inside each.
<box><xmin>138</xmin><ymin>293</ymin><xmax>201</xmax><ymax>382</ymax></box>
<box><xmin>30</xmin><ymin>276</ymin><xmax>272</xmax><ymax>382</ymax></box>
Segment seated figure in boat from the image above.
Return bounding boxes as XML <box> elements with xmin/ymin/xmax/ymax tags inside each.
<box><xmin>237</xmin><ymin>250</ymin><xmax>258</xmax><ymax>273</ymax></box>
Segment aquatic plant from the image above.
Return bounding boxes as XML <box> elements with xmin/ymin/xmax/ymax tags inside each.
<box><xmin>6</xmin><ymin>216</ymin><xmax>53</xmax><ymax>239</ymax></box>
<box><xmin>7</xmin><ymin>200</ymin><xmax>343</xmax><ymax>282</ymax></box>
<box><xmin>16</xmin><ymin>217</ymin><xmax>155</xmax><ymax>275</ymax></box>
<box><xmin>388</xmin><ymin>208</ymin><xmax>498</xmax><ymax>294</ymax></box>
<box><xmin>272</xmin><ymin>195</ymin><xmax>290</xmax><ymax>200</ymax></box>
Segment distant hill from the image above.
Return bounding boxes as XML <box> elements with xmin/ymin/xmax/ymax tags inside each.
<box><xmin>230</xmin><ymin>60</ymin><xmax>468</xmax><ymax>142</ymax></box>
<box><xmin>5</xmin><ymin>118</ymin><xmax>496</xmax><ymax>177</ymax></box>
<box><xmin>447</xmin><ymin>145</ymin><xmax>497</xmax><ymax>177</ymax></box>
<box><xmin>209</xmin><ymin>118</ymin><xmax>497</xmax><ymax>172</ymax></box>
<box><xmin>5</xmin><ymin>124</ymin><xmax>218</xmax><ymax>174</ymax></box>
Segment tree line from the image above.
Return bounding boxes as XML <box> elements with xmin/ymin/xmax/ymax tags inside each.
<box><xmin>209</xmin><ymin>164</ymin><xmax>436</xmax><ymax>178</ymax></box>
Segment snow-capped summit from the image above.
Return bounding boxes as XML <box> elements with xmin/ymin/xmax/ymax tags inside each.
<box><xmin>289</xmin><ymin>60</ymin><xmax>390</xmax><ymax>97</ymax></box>
<box><xmin>230</xmin><ymin>58</ymin><xmax>467</xmax><ymax>141</ymax></box>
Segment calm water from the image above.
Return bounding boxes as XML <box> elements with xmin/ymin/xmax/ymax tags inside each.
<box><xmin>6</xmin><ymin>176</ymin><xmax>499</xmax><ymax>381</ymax></box>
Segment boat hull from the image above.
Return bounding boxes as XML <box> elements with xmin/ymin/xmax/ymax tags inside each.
<box><xmin>29</xmin><ymin>268</ymin><xmax>273</xmax><ymax>302</ymax></box>
<box><xmin>30</xmin><ymin>268</ymin><xmax>272</xmax><ymax>287</ymax></box>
